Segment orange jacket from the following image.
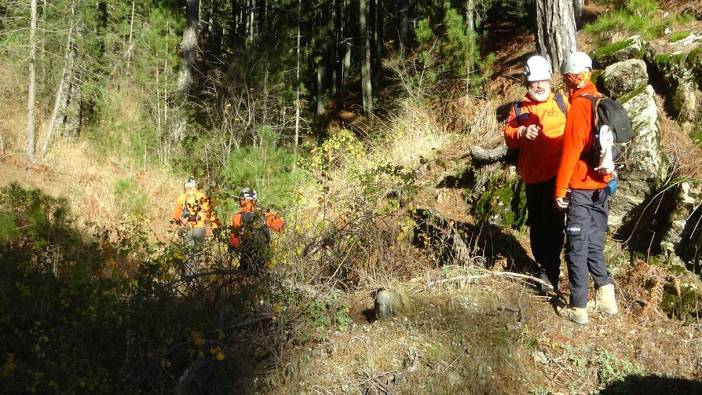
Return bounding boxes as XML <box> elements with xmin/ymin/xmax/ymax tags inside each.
<box><xmin>503</xmin><ymin>93</ymin><xmax>568</xmax><ymax>184</ymax></box>
<box><xmin>172</xmin><ymin>189</ymin><xmax>219</xmax><ymax>229</ymax></box>
<box><xmin>228</xmin><ymin>200</ymin><xmax>284</xmax><ymax>248</ymax></box>
<box><xmin>554</xmin><ymin>82</ymin><xmax>612</xmax><ymax>198</ymax></box>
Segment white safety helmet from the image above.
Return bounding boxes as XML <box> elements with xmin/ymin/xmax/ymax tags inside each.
<box><xmin>524</xmin><ymin>55</ymin><xmax>552</xmax><ymax>82</ymax></box>
<box><xmin>184</xmin><ymin>176</ymin><xmax>197</xmax><ymax>190</ymax></box>
<box><xmin>560</xmin><ymin>51</ymin><xmax>592</xmax><ymax>75</ymax></box>
<box><xmin>239</xmin><ymin>187</ymin><xmax>257</xmax><ymax>201</ymax></box>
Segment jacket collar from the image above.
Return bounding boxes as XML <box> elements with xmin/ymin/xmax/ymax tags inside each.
<box><xmin>569</xmin><ymin>81</ymin><xmax>598</xmax><ymax>100</ymax></box>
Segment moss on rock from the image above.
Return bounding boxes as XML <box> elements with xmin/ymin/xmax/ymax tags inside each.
<box><xmin>470</xmin><ymin>167</ymin><xmax>527</xmax><ymax>229</ymax></box>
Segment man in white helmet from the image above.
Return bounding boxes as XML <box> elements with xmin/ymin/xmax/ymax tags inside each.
<box><xmin>503</xmin><ymin>54</ymin><xmax>568</xmax><ymax>294</ymax></box>
<box><xmin>554</xmin><ymin>51</ymin><xmax>618</xmax><ymax>325</ymax></box>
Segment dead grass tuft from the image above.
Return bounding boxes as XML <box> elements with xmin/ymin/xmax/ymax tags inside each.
<box><xmin>656</xmin><ymin>95</ymin><xmax>702</xmax><ymax>178</ymax></box>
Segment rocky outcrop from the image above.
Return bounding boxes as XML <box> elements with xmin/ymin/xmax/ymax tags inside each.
<box><xmin>599</xmin><ymin>59</ymin><xmax>648</xmax><ymax>99</ymax></box>
<box><xmin>608</xmin><ymin>84</ymin><xmax>666</xmax><ymax>228</ymax></box>
<box><xmin>661</xmin><ymin>181</ymin><xmax>702</xmax><ymax>262</ymax></box>
<box><xmin>647</xmin><ymin>34</ymin><xmax>702</xmax><ymax>122</ymax></box>
<box><xmin>591</xmin><ymin>35</ymin><xmax>646</xmax><ymax>68</ymax></box>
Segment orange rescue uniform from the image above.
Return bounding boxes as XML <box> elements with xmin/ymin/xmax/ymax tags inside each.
<box><xmin>554</xmin><ymin>82</ymin><xmax>612</xmax><ymax>198</ymax></box>
<box><xmin>228</xmin><ymin>200</ymin><xmax>285</xmax><ymax>248</ymax></box>
<box><xmin>172</xmin><ymin>189</ymin><xmax>219</xmax><ymax>229</ymax></box>
<box><xmin>503</xmin><ymin>93</ymin><xmax>568</xmax><ymax>184</ymax></box>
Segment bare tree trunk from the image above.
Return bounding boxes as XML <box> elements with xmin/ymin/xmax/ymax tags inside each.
<box><xmin>41</xmin><ymin>0</ymin><xmax>76</xmax><ymax>158</ymax></box>
<box><xmin>174</xmin><ymin>0</ymin><xmax>200</xmax><ymax>142</ymax></box>
<box><xmin>373</xmin><ymin>0</ymin><xmax>383</xmax><ymax>91</ymax></box>
<box><xmin>63</xmin><ymin>79</ymin><xmax>81</xmax><ymax>137</ymax></box>
<box><xmin>398</xmin><ymin>0</ymin><xmax>408</xmax><ymax>49</ymax></box>
<box><xmin>317</xmin><ymin>46</ymin><xmax>326</xmax><ymax>116</ymax></box>
<box><xmin>360</xmin><ymin>0</ymin><xmax>372</xmax><ymax>114</ymax></box>
<box><xmin>573</xmin><ymin>0</ymin><xmax>584</xmax><ymax>27</ymax></box>
<box><xmin>535</xmin><ymin>0</ymin><xmax>577</xmax><ymax>71</ymax></box>
<box><xmin>26</xmin><ymin>0</ymin><xmax>37</xmax><ymax>163</ymax></box>
<box><xmin>126</xmin><ymin>1</ymin><xmax>135</xmax><ymax>73</ymax></box>
<box><xmin>294</xmin><ymin>0</ymin><xmax>301</xmax><ymax>168</ymax></box>
<box><xmin>178</xmin><ymin>0</ymin><xmax>199</xmax><ymax>95</ymax></box>
<box><xmin>465</xmin><ymin>0</ymin><xmax>475</xmax><ymax>95</ymax></box>
<box><xmin>342</xmin><ymin>0</ymin><xmax>352</xmax><ymax>86</ymax></box>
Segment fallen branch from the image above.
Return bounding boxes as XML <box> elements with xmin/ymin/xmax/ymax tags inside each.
<box><xmin>426</xmin><ymin>269</ymin><xmax>553</xmax><ymax>290</ymax></box>
<box><xmin>469</xmin><ymin>143</ymin><xmax>508</xmax><ymax>164</ymax></box>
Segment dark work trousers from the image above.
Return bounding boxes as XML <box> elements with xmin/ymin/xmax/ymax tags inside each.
<box><xmin>525</xmin><ymin>178</ymin><xmax>565</xmax><ymax>289</ymax></box>
<box><xmin>565</xmin><ymin>188</ymin><xmax>614</xmax><ymax>308</ymax></box>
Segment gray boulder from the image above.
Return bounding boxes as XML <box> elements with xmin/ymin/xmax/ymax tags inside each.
<box><xmin>661</xmin><ymin>181</ymin><xmax>702</xmax><ymax>262</ymax></box>
<box><xmin>591</xmin><ymin>35</ymin><xmax>646</xmax><ymax>68</ymax></box>
<box><xmin>600</xmin><ymin>59</ymin><xmax>648</xmax><ymax>99</ymax></box>
<box><xmin>609</xmin><ymin>85</ymin><xmax>667</xmax><ymax>228</ymax></box>
<box><xmin>648</xmin><ymin>36</ymin><xmax>702</xmax><ymax>122</ymax></box>
<box><xmin>671</xmin><ymin>79</ymin><xmax>702</xmax><ymax>122</ymax></box>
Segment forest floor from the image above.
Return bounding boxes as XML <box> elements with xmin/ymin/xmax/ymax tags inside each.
<box><xmin>272</xmin><ymin>4</ymin><xmax>702</xmax><ymax>393</ymax></box>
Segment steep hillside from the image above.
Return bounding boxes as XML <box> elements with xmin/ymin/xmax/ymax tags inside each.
<box><xmin>1</xmin><ymin>1</ymin><xmax>702</xmax><ymax>394</ymax></box>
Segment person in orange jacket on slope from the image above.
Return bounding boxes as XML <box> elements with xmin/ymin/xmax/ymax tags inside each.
<box><xmin>228</xmin><ymin>187</ymin><xmax>284</xmax><ymax>275</ymax></box>
<box><xmin>503</xmin><ymin>55</ymin><xmax>569</xmax><ymax>294</ymax></box>
<box><xmin>172</xmin><ymin>176</ymin><xmax>220</xmax><ymax>274</ymax></box>
<box><xmin>554</xmin><ymin>52</ymin><xmax>618</xmax><ymax>325</ymax></box>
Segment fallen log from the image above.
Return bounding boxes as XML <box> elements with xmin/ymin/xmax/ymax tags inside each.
<box><xmin>469</xmin><ymin>143</ymin><xmax>509</xmax><ymax>164</ymax></box>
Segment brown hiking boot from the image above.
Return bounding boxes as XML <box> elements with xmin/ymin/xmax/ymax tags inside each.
<box><xmin>587</xmin><ymin>283</ymin><xmax>618</xmax><ymax>315</ymax></box>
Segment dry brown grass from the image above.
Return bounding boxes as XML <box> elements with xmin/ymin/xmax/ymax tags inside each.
<box><xmin>656</xmin><ymin>95</ymin><xmax>702</xmax><ymax>179</ymax></box>
<box><xmin>0</xmin><ymin>71</ymin><xmax>182</xmax><ymax>241</ymax></box>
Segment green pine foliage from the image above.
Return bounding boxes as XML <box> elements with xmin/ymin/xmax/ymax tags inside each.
<box><xmin>220</xmin><ymin>127</ymin><xmax>307</xmax><ymax>212</ymax></box>
<box><xmin>585</xmin><ymin>0</ymin><xmax>691</xmax><ymax>41</ymax></box>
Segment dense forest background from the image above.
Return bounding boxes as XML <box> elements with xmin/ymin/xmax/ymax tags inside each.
<box><xmin>2</xmin><ymin>0</ymin><xmax>702</xmax><ymax>394</ymax></box>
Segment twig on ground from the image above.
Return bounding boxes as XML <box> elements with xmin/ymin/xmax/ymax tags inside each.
<box><xmin>425</xmin><ymin>268</ymin><xmax>552</xmax><ymax>290</ymax></box>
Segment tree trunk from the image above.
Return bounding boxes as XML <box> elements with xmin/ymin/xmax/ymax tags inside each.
<box><xmin>178</xmin><ymin>0</ymin><xmax>199</xmax><ymax>95</ymax></box>
<box><xmin>63</xmin><ymin>77</ymin><xmax>82</xmax><ymax>137</ymax></box>
<box><xmin>372</xmin><ymin>0</ymin><xmax>383</xmax><ymax>91</ymax></box>
<box><xmin>465</xmin><ymin>0</ymin><xmax>475</xmax><ymax>95</ymax></box>
<box><xmin>360</xmin><ymin>0</ymin><xmax>372</xmax><ymax>114</ymax></box>
<box><xmin>535</xmin><ymin>0</ymin><xmax>577</xmax><ymax>72</ymax></box>
<box><xmin>125</xmin><ymin>1</ymin><xmax>135</xmax><ymax>73</ymax></box>
<box><xmin>174</xmin><ymin>0</ymin><xmax>200</xmax><ymax>142</ymax></box>
<box><xmin>573</xmin><ymin>0</ymin><xmax>584</xmax><ymax>27</ymax></box>
<box><xmin>26</xmin><ymin>0</ymin><xmax>37</xmax><ymax>163</ymax></box>
<box><xmin>398</xmin><ymin>0</ymin><xmax>408</xmax><ymax>49</ymax></box>
<box><xmin>342</xmin><ymin>0</ymin><xmax>352</xmax><ymax>86</ymax></box>
<box><xmin>41</xmin><ymin>0</ymin><xmax>76</xmax><ymax>158</ymax></box>
<box><xmin>317</xmin><ymin>44</ymin><xmax>327</xmax><ymax>116</ymax></box>
<box><xmin>294</xmin><ymin>0</ymin><xmax>302</xmax><ymax>167</ymax></box>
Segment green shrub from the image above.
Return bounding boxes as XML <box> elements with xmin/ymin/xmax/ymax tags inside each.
<box><xmin>114</xmin><ymin>177</ymin><xmax>149</xmax><ymax>219</ymax></box>
<box><xmin>0</xmin><ymin>212</ymin><xmax>19</xmax><ymax>243</ymax></box>
<box><xmin>221</xmin><ymin>126</ymin><xmax>307</xmax><ymax>212</ymax></box>
<box><xmin>594</xmin><ymin>349</ymin><xmax>642</xmax><ymax>387</ymax></box>
<box><xmin>585</xmin><ymin>0</ymin><xmax>670</xmax><ymax>40</ymax></box>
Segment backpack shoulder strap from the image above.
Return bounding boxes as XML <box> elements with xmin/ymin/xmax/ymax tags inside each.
<box><xmin>575</xmin><ymin>93</ymin><xmax>602</xmax><ymax>129</ymax></box>
<box><xmin>554</xmin><ymin>92</ymin><xmax>567</xmax><ymax>115</ymax></box>
<box><xmin>513</xmin><ymin>101</ymin><xmax>522</xmax><ymax>124</ymax></box>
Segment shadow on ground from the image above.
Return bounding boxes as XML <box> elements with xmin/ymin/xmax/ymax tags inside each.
<box><xmin>601</xmin><ymin>374</ymin><xmax>702</xmax><ymax>395</ymax></box>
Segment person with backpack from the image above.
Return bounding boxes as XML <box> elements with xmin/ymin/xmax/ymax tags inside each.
<box><xmin>172</xmin><ymin>177</ymin><xmax>220</xmax><ymax>273</ymax></box>
<box><xmin>554</xmin><ymin>51</ymin><xmax>620</xmax><ymax>325</ymax></box>
<box><xmin>228</xmin><ymin>188</ymin><xmax>284</xmax><ymax>275</ymax></box>
<box><xmin>503</xmin><ymin>55</ymin><xmax>569</xmax><ymax>294</ymax></box>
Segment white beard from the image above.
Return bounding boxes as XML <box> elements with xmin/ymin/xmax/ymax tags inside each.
<box><xmin>528</xmin><ymin>86</ymin><xmax>551</xmax><ymax>102</ymax></box>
